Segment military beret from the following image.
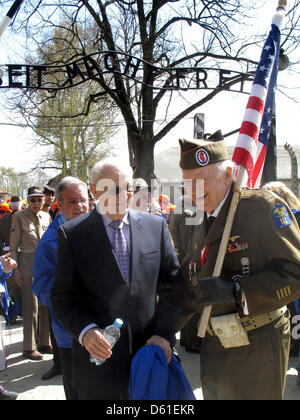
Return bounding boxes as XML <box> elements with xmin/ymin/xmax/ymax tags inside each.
<box><xmin>179</xmin><ymin>130</ymin><xmax>229</xmax><ymax>170</ymax></box>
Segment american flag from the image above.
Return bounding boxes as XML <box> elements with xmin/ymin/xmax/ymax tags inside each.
<box><xmin>232</xmin><ymin>16</ymin><xmax>282</xmax><ymax>188</ymax></box>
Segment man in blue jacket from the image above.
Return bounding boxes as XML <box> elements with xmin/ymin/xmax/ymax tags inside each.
<box><xmin>33</xmin><ymin>176</ymin><xmax>89</xmax><ymax>400</ymax></box>
<box><xmin>0</xmin><ymin>253</ymin><xmax>18</xmax><ymax>400</ymax></box>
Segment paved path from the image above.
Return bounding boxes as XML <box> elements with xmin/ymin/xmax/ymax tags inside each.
<box><xmin>0</xmin><ymin>321</ymin><xmax>299</xmax><ymax>400</ymax></box>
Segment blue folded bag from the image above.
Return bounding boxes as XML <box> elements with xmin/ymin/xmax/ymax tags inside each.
<box><xmin>129</xmin><ymin>344</ymin><xmax>196</xmax><ymax>400</ymax></box>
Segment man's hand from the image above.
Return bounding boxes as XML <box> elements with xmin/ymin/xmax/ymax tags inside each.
<box><xmin>146</xmin><ymin>335</ymin><xmax>172</xmax><ymax>364</ymax></box>
<box><xmin>195</xmin><ymin>276</ymin><xmax>243</xmax><ymax>308</ymax></box>
<box><xmin>0</xmin><ymin>253</ymin><xmax>17</xmax><ymax>274</ymax></box>
<box><xmin>82</xmin><ymin>328</ymin><xmax>112</xmax><ymax>361</ymax></box>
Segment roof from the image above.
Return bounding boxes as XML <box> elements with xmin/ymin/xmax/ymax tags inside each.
<box><xmin>154</xmin><ymin>145</ymin><xmax>300</xmax><ymax>183</ymax></box>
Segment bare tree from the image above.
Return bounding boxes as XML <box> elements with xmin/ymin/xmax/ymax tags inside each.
<box><xmin>4</xmin><ymin>19</ymin><xmax>117</xmax><ymax>182</ymax></box>
<box><xmin>1</xmin><ymin>0</ymin><xmax>300</xmax><ymax>182</ymax></box>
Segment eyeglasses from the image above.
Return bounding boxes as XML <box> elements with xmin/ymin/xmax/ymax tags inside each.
<box><xmin>29</xmin><ymin>198</ymin><xmax>43</xmax><ymax>203</ymax></box>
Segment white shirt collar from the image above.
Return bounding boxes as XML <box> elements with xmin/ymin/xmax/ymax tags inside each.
<box><xmin>207</xmin><ymin>187</ymin><xmax>231</xmax><ymax>219</ymax></box>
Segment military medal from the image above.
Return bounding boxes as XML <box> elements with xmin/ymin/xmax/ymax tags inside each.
<box><xmin>200</xmin><ymin>244</ymin><xmax>210</xmax><ymax>267</ymax></box>
<box><xmin>189</xmin><ymin>261</ymin><xmax>199</xmax><ymax>286</ymax></box>
<box><xmin>226</xmin><ymin>241</ymin><xmax>248</xmax><ymax>254</ymax></box>
<box><xmin>241</xmin><ymin>257</ymin><xmax>250</xmax><ymax>277</ymax></box>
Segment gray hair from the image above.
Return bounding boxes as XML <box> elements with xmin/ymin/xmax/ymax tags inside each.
<box><xmin>89</xmin><ymin>157</ymin><xmax>133</xmax><ymax>185</ymax></box>
<box><xmin>214</xmin><ymin>160</ymin><xmax>236</xmax><ymax>179</ymax></box>
<box><xmin>57</xmin><ymin>176</ymin><xmax>88</xmax><ymax>200</ymax></box>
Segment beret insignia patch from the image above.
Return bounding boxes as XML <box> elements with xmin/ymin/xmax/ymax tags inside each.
<box><xmin>272</xmin><ymin>204</ymin><xmax>291</xmax><ymax>228</ymax></box>
<box><xmin>195</xmin><ymin>149</ymin><xmax>209</xmax><ymax>166</ymax></box>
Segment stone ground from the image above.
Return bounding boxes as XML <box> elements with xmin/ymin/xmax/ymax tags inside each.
<box><xmin>0</xmin><ymin>319</ymin><xmax>299</xmax><ymax>400</ymax></box>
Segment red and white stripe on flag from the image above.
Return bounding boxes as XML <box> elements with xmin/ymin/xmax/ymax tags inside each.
<box><xmin>232</xmin><ymin>11</ymin><xmax>284</xmax><ymax>188</ymax></box>
<box><xmin>232</xmin><ymin>84</ymin><xmax>268</xmax><ymax>188</ymax></box>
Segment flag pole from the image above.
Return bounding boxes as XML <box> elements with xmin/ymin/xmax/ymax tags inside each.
<box><xmin>0</xmin><ymin>0</ymin><xmax>24</xmax><ymax>39</ymax></box>
<box><xmin>197</xmin><ymin>0</ymin><xmax>288</xmax><ymax>338</ymax></box>
<box><xmin>197</xmin><ymin>170</ymin><xmax>247</xmax><ymax>337</ymax></box>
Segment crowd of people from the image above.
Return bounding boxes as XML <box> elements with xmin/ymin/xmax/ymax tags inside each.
<box><xmin>0</xmin><ymin>173</ymin><xmax>179</xmax><ymax>400</ymax></box>
<box><xmin>0</xmin><ymin>132</ymin><xmax>299</xmax><ymax>401</ymax></box>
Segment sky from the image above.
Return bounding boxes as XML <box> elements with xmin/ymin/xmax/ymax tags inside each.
<box><xmin>0</xmin><ymin>0</ymin><xmax>299</xmax><ymax>176</ymax></box>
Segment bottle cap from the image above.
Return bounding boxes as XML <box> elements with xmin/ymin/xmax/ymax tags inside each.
<box><xmin>114</xmin><ymin>318</ymin><xmax>124</xmax><ymax>328</ymax></box>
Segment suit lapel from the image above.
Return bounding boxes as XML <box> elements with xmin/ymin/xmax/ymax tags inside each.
<box><xmin>128</xmin><ymin>210</ymin><xmax>143</xmax><ymax>287</ymax></box>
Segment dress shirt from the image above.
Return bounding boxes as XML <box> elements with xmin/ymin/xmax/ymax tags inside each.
<box><xmin>97</xmin><ymin>202</ymin><xmax>131</xmax><ymax>254</ymax></box>
<box><xmin>206</xmin><ymin>187</ymin><xmax>231</xmax><ymax>219</ymax></box>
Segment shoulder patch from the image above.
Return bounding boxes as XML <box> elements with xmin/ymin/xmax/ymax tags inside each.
<box><xmin>272</xmin><ymin>204</ymin><xmax>291</xmax><ymax>229</ymax></box>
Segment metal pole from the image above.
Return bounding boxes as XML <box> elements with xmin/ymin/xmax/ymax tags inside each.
<box><xmin>261</xmin><ymin>101</ymin><xmax>277</xmax><ymax>184</ymax></box>
<box><xmin>193</xmin><ymin>113</ymin><xmax>205</xmax><ymax>139</ymax></box>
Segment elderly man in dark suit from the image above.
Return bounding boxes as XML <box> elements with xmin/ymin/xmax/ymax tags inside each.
<box><xmin>50</xmin><ymin>159</ymin><xmax>184</xmax><ymax>400</ymax></box>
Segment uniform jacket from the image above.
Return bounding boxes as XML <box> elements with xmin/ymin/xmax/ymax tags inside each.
<box><xmin>129</xmin><ymin>345</ymin><xmax>195</xmax><ymax>400</ymax></box>
<box><xmin>169</xmin><ymin>211</ymin><xmax>193</xmax><ymax>265</ymax></box>
<box><xmin>33</xmin><ymin>214</ymin><xmax>72</xmax><ymax>348</ymax></box>
<box><xmin>50</xmin><ymin>208</ymin><xmax>184</xmax><ymax>394</ymax></box>
<box><xmin>182</xmin><ymin>186</ymin><xmax>300</xmax><ymax>321</ymax></box>
<box><xmin>9</xmin><ymin>207</ymin><xmax>51</xmax><ymax>261</ymax></box>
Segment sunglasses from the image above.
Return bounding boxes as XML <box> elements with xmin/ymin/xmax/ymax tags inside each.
<box><xmin>29</xmin><ymin>197</ymin><xmax>43</xmax><ymax>203</ymax></box>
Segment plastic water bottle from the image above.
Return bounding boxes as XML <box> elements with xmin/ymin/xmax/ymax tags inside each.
<box><xmin>90</xmin><ymin>318</ymin><xmax>123</xmax><ymax>366</ymax></box>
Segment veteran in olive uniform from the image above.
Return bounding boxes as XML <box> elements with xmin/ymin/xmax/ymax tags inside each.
<box><xmin>10</xmin><ymin>187</ymin><xmax>52</xmax><ymax>360</ymax></box>
<box><xmin>179</xmin><ymin>132</ymin><xmax>300</xmax><ymax>400</ymax></box>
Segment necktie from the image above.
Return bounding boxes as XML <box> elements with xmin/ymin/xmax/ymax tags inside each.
<box><xmin>206</xmin><ymin>215</ymin><xmax>216</xmax><ymax>232</ymax></box>
<box><xmin>110</xmin><ymin>220</ymin><xmax>130</xmax><ymax>285</ymax></box>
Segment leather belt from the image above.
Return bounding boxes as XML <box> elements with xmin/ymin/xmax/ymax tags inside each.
<box><xmin>240</xmin><ymin>306</ymin><xmax>287</xmax><ymax>332</ymax></box>
<box><xmin>207</xmin><ymin>306</ymin><xmax>287</xmax><ymax>336</ymax></box>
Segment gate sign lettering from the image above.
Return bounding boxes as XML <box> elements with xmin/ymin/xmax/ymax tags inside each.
<box><xmin>0</xmin><ymin>51</ymin><xmax>253</xmax><ymax>93</ymax></box>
